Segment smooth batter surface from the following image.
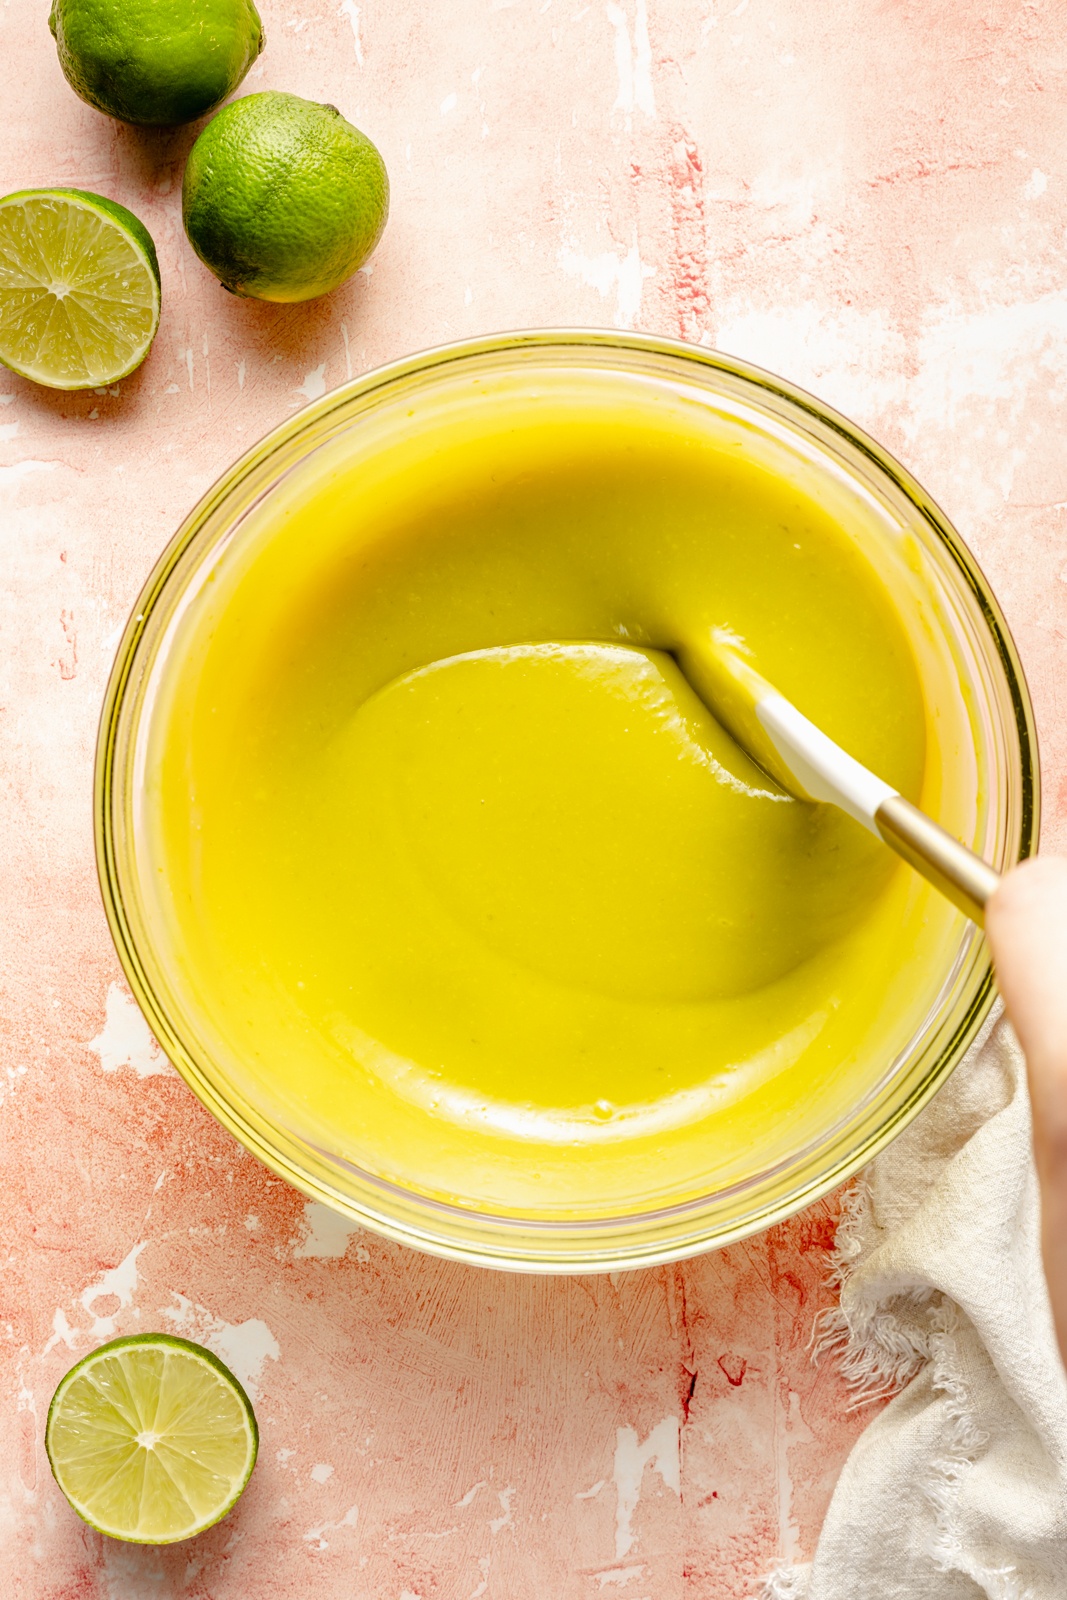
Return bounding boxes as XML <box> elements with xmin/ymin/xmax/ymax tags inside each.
<box><xmin>145</xmin><ymin>367</ymin><xmax>959</xmax><ymax>1216</ymax></box>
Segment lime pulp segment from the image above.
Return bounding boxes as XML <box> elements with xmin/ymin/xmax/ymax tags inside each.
<box><xmin>46</xmin><ymin>1334</ymin><xmax>258</xmax><ymax>1544</ymax></box>
<box><xmin>0</xmin><ymin>189</ymin><xmax>160</xmax><ymax>390</ymax></box>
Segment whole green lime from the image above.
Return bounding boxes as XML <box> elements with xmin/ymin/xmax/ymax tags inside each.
<box><xmin>49</xmin><ymin>0</ymin><xmax>264</xmax><ymax>127</ymax></box>
<box><xmin>182</xmin><ymin>92</ymin><xmax>389</xmax><ymax>303</ymax></box>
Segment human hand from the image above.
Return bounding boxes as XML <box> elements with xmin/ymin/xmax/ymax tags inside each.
<box><xmin>985</xmin><ymin>856</ymin><xmax>1067</xmax><ymax>1369</ymax></box>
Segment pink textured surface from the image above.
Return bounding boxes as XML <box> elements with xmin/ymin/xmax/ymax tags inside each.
<box><xmin>2</xmin><ymin>1</ymin><xmax>1065</xmax><ymax>1594</ymax></box>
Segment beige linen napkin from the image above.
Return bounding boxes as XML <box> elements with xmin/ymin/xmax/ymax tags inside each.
<box><xmin>762</xmin><ymin>1008</ymin><xmax>1067</xmax><ymax>1600</ymax></box>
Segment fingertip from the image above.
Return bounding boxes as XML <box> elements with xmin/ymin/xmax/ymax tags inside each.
<box><xmin>987</xmin><ymin>856</ymin><xmax>1067</xmax><ymax>930</ymax></box>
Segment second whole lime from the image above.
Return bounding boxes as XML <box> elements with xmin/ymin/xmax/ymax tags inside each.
<box><xmin>182</xmin><ymin>92</ymin><xmax>390</xmax><ymax>303</ymax></box>
<box><xmin>49</xmin><ymin>0</ymin><xmax>264</xmax><ymax>127</ymax></box>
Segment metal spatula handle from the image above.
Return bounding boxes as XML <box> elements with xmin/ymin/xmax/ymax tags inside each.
<box><xmin>875</xmin><ymin>794</ymin><xmax>1000</xmax><ymax>925</ymax></box>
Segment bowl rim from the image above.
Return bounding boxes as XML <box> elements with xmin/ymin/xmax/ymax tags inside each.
<box><xmin>94</xmin><ymin>327</ymin><xmax>1040</xmax><ymax>1272</ymax></box>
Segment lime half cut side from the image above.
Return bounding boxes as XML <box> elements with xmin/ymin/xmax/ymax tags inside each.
<box><xmin>46</xmin><ymin>1333</ymin><xmax>258</xmax><ymax>1544</ymax></box>
<box><xmin>0</xmin><ymin>189</ymin><xmax>160</xmax><ymax>391</ymax></box>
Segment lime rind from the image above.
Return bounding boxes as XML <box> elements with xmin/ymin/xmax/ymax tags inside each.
<box><xmin>49</xmin><ymin>0</ymin><xmax>265</xmax><ymax>128</ymax></box>
<box><xmin>0</xmin><ymin>189</ymin><xmax>160</xmax><ymax>391</ymax></box>
<box><xmin>182</xmin><ymin>92</ymin><xmax>389</xmax><ymax>303</ymax></box>
<box><xmin>46</xmin><ymin>1333</ymin><xmax>258</xmax><ymax>1544</ymax></box>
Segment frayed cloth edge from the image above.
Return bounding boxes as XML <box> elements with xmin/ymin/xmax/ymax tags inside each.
<box><xmin>765</xmin><ymin>1168</ymin><xmax>1033</xmax><ymax>1598</ymax></box>
<box><xmin>808</xmin><ymin>1177</ymin><xmax>932</xmax><ymax>1409</ymax></box>
<box><xmin>756</xmin><ymin>1561</ymin><xmax>811</xmax><ymax>1599</ymax></box>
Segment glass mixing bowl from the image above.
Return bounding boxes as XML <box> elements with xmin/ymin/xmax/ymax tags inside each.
<box><xmin>95</xmin><ymin>330</ymin><xmax>1038</xmax><ymax>1272</ymax></box>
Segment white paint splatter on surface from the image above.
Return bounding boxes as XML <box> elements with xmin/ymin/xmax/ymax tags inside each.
<box><xmin>338</xmin><ymin>0</ymin><xmax>364</xmax><ymax>64</ymax></box>
<box><xmin>87</xmin><ymin>984</ymin><xmax>172</xmax><ymax>1078</ymax></box>
<box><xmin>714</xmin><ymin>303</ymin><xmax>908</xmax><ymax>423</ymax></box>
<box><xmin>907</xmin><ymin>289</ymin><xmax>1067</xmax><ymax>439</ymax></box>
<box><xmin>706</xmin><ymin>278</ymin><xmax>1067</xmax><ymax>544</ymax></box>
<box><xmin>605</xmin><ymin>0</ymin><xmax>655</xmax><ymax>119</ymax></box>
<box><xmin>163</xmin><ymin>1294</ymin><xmax>280</xmax><ymax>1396</ymax></box>
<box><xmin>489</xmin><ymin>1485</ymin><xmax>515</xmax><ymax>1534</ymax></box>
<box><xmin>774</xmin><ymin>1387</ymin><xmax>814</xmax><ymax>1564</ymax></box>
<box><xmin>613</xmin><ymin>1416</ymin><xmax>680</xmax><ymax>1558</ymax></box>
<box><xmin>0</xmin><ymin>459</ymin><xmax>56</xmax><ymax>488</ymax></box>
<box><xmin>467</xmin><ymin>1557</ymin><xmax>491</xmax><ymax>1600</ymax></box>
<box><xmin>455</xmin><ymin>1480</ymin><xmax>487</xmax><ymax>1507</ymax></box>
<box><xmin>42</xmin><ymin>1307</ymin><xmax>77</xmax><ymax>1356</ymax></box>
<box><xmin>304</xmin><ymin>1504</ymin><xmax>359</xmax><ymax>1551</ymax></box>
<box><xmin>715</xmin><ymin>284</ymin><xmax>1067</xmax><ymax>518</ymax></box>
<box><xmin>292</xmin><ymin>1199</ymin><xmax>368</xmax><ymax>1259</ymax></box>
<box><xmin>97</xmin><ymin>1541</ymin><xmax>172</xmax><ymax>1596</ymax></box>
<box><xmin>81</xmin><ymin>1242</ymin><xmax>147</xmax><ymax>1338</ymax></box>
<box><xmin>295</xmin><ymin>363</ymin><xmax>328</xmax><ymax>401</ymax></box>
<box><xmin>557</xmin><ymin>239</ymin><xmax>655</xmax><ymax>328</ymax></box>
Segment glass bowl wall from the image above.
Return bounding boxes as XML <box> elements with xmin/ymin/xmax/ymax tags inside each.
<box><xmin>95</xmin><ymin>331</ymin><xmax>1038</xmax><ymax>1271</ymax></box>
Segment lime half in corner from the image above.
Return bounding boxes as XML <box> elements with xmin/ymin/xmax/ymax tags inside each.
<box><xmin>46</xmin><ymin>1333</ymin><xmax>258</xmax><ymax>1544</ymax></box>
<box><xmin>0</xmin><ymin>188</ymin><xmax>160</xmax><ymax>391</ymax></box>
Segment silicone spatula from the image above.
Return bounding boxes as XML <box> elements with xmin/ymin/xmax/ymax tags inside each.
<box><xmin>674</xmin><ymin>630</ymin><xmax>1000</xmax><ymax>927</ymax></box>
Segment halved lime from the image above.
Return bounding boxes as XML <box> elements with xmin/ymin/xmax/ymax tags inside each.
<box><xmin>0</xmin><ymin>188</ymin><xmax>160</xmax><ymax>390</ymax></box>
<box><xmin>46</xmin><ymin>1333</ymin><xmax>258</xmax><ymax>1544</ymax></box>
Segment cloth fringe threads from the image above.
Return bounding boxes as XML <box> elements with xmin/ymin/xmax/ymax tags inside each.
<box><xmin>757</xmin><ymin>1175</ymin><xmax>1025</xmax><ymax>1600</ymax></box>
<box><xmin>750</xmin><ymin>1016</ymin><xmax>1067</xmax><ymax>1599</ymax></box>
<box><xmin>760</xmin><ymin>1564</ymin><xmax>812</xmax><ymax>1598</ymax></box>
<box><xmin>807</xmin><ymin>1177</ymin><xmax>931</xmax><ymax>1408</ymax></box>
